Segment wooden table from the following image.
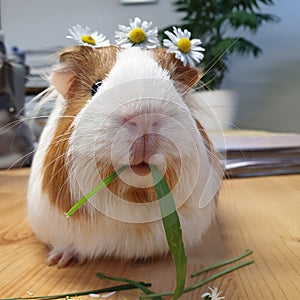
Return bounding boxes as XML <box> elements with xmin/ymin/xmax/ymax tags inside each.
<box><xmin>0</xmin><ymin>168</ymin><xmax>299</xmax><ymax>299</ymax></box>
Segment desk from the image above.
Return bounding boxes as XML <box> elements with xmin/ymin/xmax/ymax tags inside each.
<box><xmin>0</xmin><ymin>168</ymin><xmax>299</xmax><ymax>299</ymax></box>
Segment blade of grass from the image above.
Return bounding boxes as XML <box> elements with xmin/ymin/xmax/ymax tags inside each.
<box><xmin>140</xmin><ymin>259</ymin><xmax>254</xmax><ymax>299</ymax></box>
<box><xmin>184</xmin><ymin>259</ymin><xmax>254</xmax><ymax>293</ymax></box>
<box><xmin>96</xmin><ymin>272</ymin><xmax>161</xmax><ymax>299</ymax></box>
<box><xmin>65</xmin><ymin>165</ymin><xmax>127</xmax><ymax>217</ymax></box>
<box><xmin>191</xmin><ymin>249</ymin><xmax>253</xmax><ymax>277</ymax></box>
<box><xmin>150</xmin><ymin>165</ymin><xmax>187</xmax><ymax>300</ymax></box>
<box><xmin>0</xmin><ymin>282</ymin><xmax>151</xmax><ymax>300</ymax></box>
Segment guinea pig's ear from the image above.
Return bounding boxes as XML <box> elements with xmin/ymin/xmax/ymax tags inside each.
<box><xmin>50</xmin><ymin>69</ymin><xmax>74</xmax><ymax>99</ymax></box>
<box><xmin>50</xmin><ymin>47</ymin><xmax>81</xmax><ymax>99</ymax></box>
<box><xmin>50</xmin><ymin>45</ymin><xmax>118</xmax><ymax>100</ymax></box>
<box><xmin>152</xmin><ymin>48</ymin><xmax>200</xmax><ymax>89</ymax></box>
<box><xmin>50</xmin><ymin>46</ymin><xmax>90</xmax><ymax>100</ymax></box>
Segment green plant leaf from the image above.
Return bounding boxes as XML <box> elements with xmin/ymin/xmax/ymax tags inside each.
<box><xmin>211</xmin><ymin>37</ymin><xmax>262</xmax><ymax>57</ymax></box>
<box><xmin>161</xmin><ymin>0</ymin><xmax>279</xmax><ymax>89</ymax></box>
<box><xmin>65</xmin><ymin>165</ymin><xmax>127</xmax><ymax>217</ymax></box>
<box><xmin>150</xmin><ymin>165</ymin><xmax>187</xmax><ymax>300</ymax></box>
<box><xmin>225</xmin><ymin>11</ymin><xmax>279</xmax><ymax>32</ymax></box>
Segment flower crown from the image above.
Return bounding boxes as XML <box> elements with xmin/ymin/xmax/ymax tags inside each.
<box><xmin>66</xmin><ymin>17</ymin><xmax>205</xmax><ymax>68</ymax></box>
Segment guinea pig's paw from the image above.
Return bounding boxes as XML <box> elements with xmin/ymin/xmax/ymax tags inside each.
<box><xmin>46</xmin><ymin>247</ymin><xmax>85</xmax><ymax>268</ymax></box>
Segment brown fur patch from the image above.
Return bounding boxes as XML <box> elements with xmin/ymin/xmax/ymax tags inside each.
<box><xmin>42</xmin><ymin>46</ymin><xmax>119</xmax><ymax>213</ymax></box>
<box><xmin>152</xmin><ymin>48</ymin><xmax>200</xmax><ymax>89</ymax></box>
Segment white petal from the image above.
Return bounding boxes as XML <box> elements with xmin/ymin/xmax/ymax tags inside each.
<box><xmin>164</xmin><ymin>31</ymin><xmax>179</xmax><ymax>44</ymax></box>
<box><xmin>119</xmin><ymin>42</ymin><xmax>133</xmax><ymax>48</ymax></box>
<box><xmin>165</xmin><ymin>44</ymin><xmax>179</xmax><ymax>54</ymax></box>
<box><xmin>174</xmin><ymin>52</ymin><xmax>188</xmax><ymax>66</ymax></box>
<box><xmin>76</xmin><ymin>25</ymin><xmax>89</xmax><ymax>36</ymax></box>
<box><xmin>182</xmin><ymin>29</ymin><xmax>191</xmax><ymax>39</ymax></box>
<box><xmin>186</xmin><ymin>54</ymin><xmax>196</xmax><ymax>67</ymax></box>
<box><xmin>118</xmin><ymin>24</ymin><xmax>131</xmax><ymax>33</ymax></box>
<box><xmin>191</xmin><ymin>39</ymin><xmax>202</xmax><ymax>46</ymax></box>
<box><xmin>148</xmin><ymin>28</ymin><xmax>158</xmax><ymax>36</ymax></box>
<box><xmin>192</xmin><ymin>46</ymin><xmax>205</xmax><ymax>52</ymax></box>
<box><xmin>163</xmin><ymin>39</ymin><xmax>174</xmax><ymax>48</ymax></box>
<box><xmin>172</xmin><ymin>27</ymin><xmax>179</xmax><ymax>36</ymax></box>
<box><xmin>89</xmin><ymin>293</ymin><xmax>100</xmax><ymax>298</ymax></box>
<box><xmin>129</xmin><ymin>18</ymin><xmax>135</xmax><ymax>27</ymax></box>
<box><xmin>141</xmin><ymin>20</ymin><xmax>152</xmax><ymax>31</ymax></box>
<box><xmin>132</xmin><ymin>17</ymin><xmax>141</xmax><ymax>28</ymax></box>
<box><xmin>96</xmin><ymin>40</ymin><xmax>110</xmax><ymax>47</ymax></box>
<box><xmin>176</xmin><ymin>28</ymin><xmax>185</xmax><ymax>39</ymax></box>
<box><xmin>201</xmin><ymin>292</ymin><xmax>211</xmax><ymax>298</ymax></box>
<box><xmin>190</xmin><ymin>51</ymin><xmax>204</xmax><ymax>61</ymax></box>
<box><xmin>101</xmin><ymin>291</ymin><xmax>116</xmax><ymax>298</ymax></box>
<box><xmin>147</xmin><ymin>38</ymin><xmax>159</xmax><ymax>46</ymax></box>
<box><xmin>115</xmin><ymin>31</ymin><xmax>128</xmax><ymax>39</ymax></box>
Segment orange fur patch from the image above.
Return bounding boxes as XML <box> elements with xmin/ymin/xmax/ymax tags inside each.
<box><xmin>152</xmin><ymin>48</ymin><xmax>200</xmax><ymax>89</ymax></box>
<box><xmin>42</xmin><ymin>46</ymin><xmax>118</xmax><ymax>213</ymax></box>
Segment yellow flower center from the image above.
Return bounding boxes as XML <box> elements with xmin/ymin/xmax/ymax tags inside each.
<box><xmin>177</xmin><ymin>37</ymin><xmax>192</xmax><ymax>53</ymax></box>
<box><xmin>81</xmin><ymin>35</ymin><xmax>96</xmax><ymax>45</ymax></box>
<box><xmin>129</xmin><ymin>27</ymin><xmax>146</xmax><ymax>44</ymax></box>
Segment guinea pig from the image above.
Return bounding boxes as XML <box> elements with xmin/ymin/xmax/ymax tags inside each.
<box><xmin>27</xmin><ymin>45</ymin><xmax>222</xmax><ymax>267</ymax></box>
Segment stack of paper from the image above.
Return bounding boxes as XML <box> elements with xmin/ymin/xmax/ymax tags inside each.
<box><xmin>210</xmin><ymin>131</ymin><xmax>300</xmax><ymax>178</ymax></box>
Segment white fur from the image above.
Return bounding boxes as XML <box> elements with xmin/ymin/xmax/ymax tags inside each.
<box><xmin>27</xmin><ymin>97</ymin><xmax>74</xmax><ymax>253</ymax></box>
<box><xmin>27</xmin><ymin>48</ymin><xmax>221</xmax><ymax>264</ymax></box>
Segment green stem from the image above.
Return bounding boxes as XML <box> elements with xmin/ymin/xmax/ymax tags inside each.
<box><xmin>140</xmin><ymin>260</ymin><xmax>254</xmax><ymax>299</ymax></box>
<box><xmin>191</xmin><ymin>249</ymin><xmax>253</xmax><ymax>277</ymax></box>
<box><xmin>95</xmin><ymin>272</ymin><xmax>160</xmax><ymax>298</ymax></box>
<box><xmin>65</xmin><ymin>165</ymin><xmax>127</xmax><ymax>217</ymax></box>
<box><xmin>150</xmin><ymin>165</ymin><xmax>187</xmax><ymax>300</ymax></box>
<box><xmin>0</xmin><ymin>282</ymin><xmax>151</xmax><ymax>300</ymax></box>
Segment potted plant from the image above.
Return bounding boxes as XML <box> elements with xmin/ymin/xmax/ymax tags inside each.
<box><xmin>160</xmin><ymin>0</ymin><xmax>279</xmax><ymax>130</ymax></box>
<box><xmin>161</xmin><ymin>0</ymin><xmax>279</xmax><ymax>90</ymax></box>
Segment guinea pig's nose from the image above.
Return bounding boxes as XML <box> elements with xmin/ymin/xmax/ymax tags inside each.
<box><xmin>125</xmin><ymin>113</ymin><xmax>161</xmax><ymax>135</ymax></box>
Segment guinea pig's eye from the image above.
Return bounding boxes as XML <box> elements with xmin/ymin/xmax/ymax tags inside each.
<box><xmin>91</xmin><ymin>80</ymin><xmax>102</xmax><ymax>96</ymax></box>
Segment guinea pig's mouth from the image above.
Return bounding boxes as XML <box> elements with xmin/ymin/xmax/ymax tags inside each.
<box><xmin>130</xmin><ymin>162</ymin><xmax>151</xmax><ymax>176</ymax></box>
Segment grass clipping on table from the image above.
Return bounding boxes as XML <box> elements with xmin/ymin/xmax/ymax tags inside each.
<box><xmin>1</xmin><ymin>250</ymin><xmax>254</xmax><ymax>300</ymax></box>
<box><xmin>3</xmin><ymin>166</ymin><xmax>254</xmax><ymax>300</ymax></box>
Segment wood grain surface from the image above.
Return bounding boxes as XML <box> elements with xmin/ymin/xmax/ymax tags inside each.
<box><xmin>0</xmin><ymin>168</ymin><xmax>299</xmax><ymax>299</ymax></box>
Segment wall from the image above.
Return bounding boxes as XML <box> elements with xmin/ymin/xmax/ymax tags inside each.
<box><xmin>221</xmin><ymin>0</ymin><xmax>300</xmax><ymax>133</ymax></box>
<box><xmin>1</xmin><ymin>0</ymin><xmax>299</xmax><ymax>133</ymax></box>
<box><xmin>0</xmin><ymin>0</ymin><xmax>180</xmax><ymax>50</ymax></box>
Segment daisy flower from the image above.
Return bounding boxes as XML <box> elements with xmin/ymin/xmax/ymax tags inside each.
<box><xmin>115</xmin><ymin>17</ymin><xmax>159</xmax><ymax>49</ymax></box>
<box><xmin>163</xmin><ymin>26</ymin><xmax>205</xmax><ymax>67</ymax></box>
<box><xmin>201</xmin><ymin>287</ymin><xmax>225</xmax><ymax>300</ymax></box>
<box><xmin>66</xmin><ymin>24</ymin><xmax>110</xmax><ymax>47</ymax></box>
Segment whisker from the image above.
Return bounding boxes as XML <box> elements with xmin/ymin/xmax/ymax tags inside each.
<box><xmin>194</xmin><ymin>36</ymin><xmax>242</xmax><ymax>91</ymax></box>
<box><xmin>0</xmin><ymin>114</ymin><xmax>76</xmax><ymax>138</ymax></box>
<box><xmin>5</xmin><ymin>150</ymin><xmax>35</xmax><ymax>170</ymax></box>
<box><xmin>195</xmin><ymin>68</ymin><xmax>226</xmax><ymax>91</ymax></box>
<box><xmin>2</xmin><ymin>62</ymin><xmax>34</xmax><ymax>82</ymax></box>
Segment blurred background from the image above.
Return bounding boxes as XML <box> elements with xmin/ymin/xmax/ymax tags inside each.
<box><xmin>1</xmin><ymin>0</ymin><xmax>299</xmax><ymax>133</ymax></box>
<box><xmin>0</xmin><ymin>0</ymin><xmax>299</xmax><ymax>169</ymax></box>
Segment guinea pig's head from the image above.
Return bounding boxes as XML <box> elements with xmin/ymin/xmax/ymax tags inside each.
<box><xmin>43</xmin><ymin>45</ymin><xmax>220</xmax><ymax>221</ymax></box>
